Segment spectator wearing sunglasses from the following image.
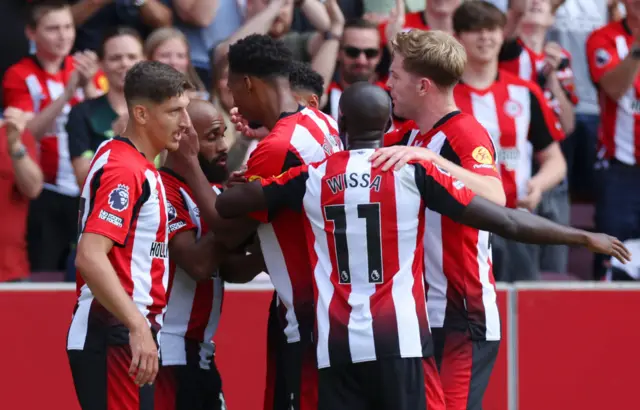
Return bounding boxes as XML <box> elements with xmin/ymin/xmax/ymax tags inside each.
<box><xmin>322</xmin><ymin>19</ymin><xmax>386</xmax><ymax>123</ymax></box>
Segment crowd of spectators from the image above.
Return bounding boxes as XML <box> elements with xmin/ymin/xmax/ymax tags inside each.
<box><xmin>1</xmin><ymin>0</ymin><xmax>638</xmax><ymax>284</ymax></box>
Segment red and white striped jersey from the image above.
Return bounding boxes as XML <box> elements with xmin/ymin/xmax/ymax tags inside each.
<box><xmin>499</xmin><ymin>38</ymin><xmax>579</xmax><ymax>116</ymax></box>
<box><xmin>252</xmin><ymin>150</ymin><xmax>475</xmax><ymax>368</ymax></box>
<box><xmin>67</xmin><ymin>137</ymin><xmax>169</xmax><ymax>351</ymax></box>
<box><xmin>454</xmin><ymin>71</ymin><xmax>564</xmax><ymax>208</ymax></box>
<box><xmin>587</xmin><ymin>19</ymin><xmax>640</xmax><ymax>165</ymax></box>
<box><xmin>384</xmin><ymin>113</ymin><xmax>501</xmax><ymax>341</ymax></box>
<box><xmin>159</xmin><ymin>168</ymin><xmax>224</xmax><ymax>367</ymax></box>
<box><xmin>2</xmin><ymin>55</ymin><xmax>107</xmax><ymax>196</ymax></box>
<box><xmin>245</xmin><ymin>106</ymin><xmax>342</xmax><ymax>344</ymax></box>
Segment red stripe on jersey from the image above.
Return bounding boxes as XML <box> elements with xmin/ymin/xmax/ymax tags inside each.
<box><xmin>369</xmin><ymin>162</ymin><xmax>401</xmax><ymax>358</ymax></box>
<box><xmin>322</xmin><ymin>153</ymin><xmax>353</xmax><ymax>364</ymax></box>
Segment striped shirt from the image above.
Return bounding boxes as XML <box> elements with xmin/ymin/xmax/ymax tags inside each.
<box><xmin>159</xmin><ymin>168</ymin><xmax>224</xmax><ymax>367</ymax></box>
<box><xmin>253</xmin><ymin>150</ymin><xmax>475</xmax><ymax>368</ymax></box>
<box><xmin>67</xmin><ymin>137</ymin><xmax>169</xmax><ymax>350</ymax></box>
<box><xmin>246</xmin><ymin>106</ymin><xmax>342</xmax><ymax>344</ymax></box>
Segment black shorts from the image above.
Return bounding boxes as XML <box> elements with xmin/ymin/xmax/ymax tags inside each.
<box><xmin>432</xmin><ymin>328</ymin><xmax>500</xmax><ymax>410</ymax></box>
<box><xmin>318</xmin><ymin>357</ymin><xmax>445</xmax><ymax>410</ymax></box>
<box><xmin>264</xmin><ymin>292</ymin><xmax>318</xmax><ymax>410</ymax></box>
<box><xmin>155</xmin><ymin>340</ymin><xmax>224</xmax><ymax>410</ymax></box>
<box><xmin>27</xmin><ymin>188</ymin><xmax>78</xmax><ymax>271</ymax></box>
<box><xmin>68</xmin><ymin>344</ymin><xmax>154</xmax><ymax>410</ymax></box>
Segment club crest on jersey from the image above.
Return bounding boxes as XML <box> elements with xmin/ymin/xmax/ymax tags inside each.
<box><xmin>594</xmin><ymin>48</ymin><xmax>611</xmax><ymax>68</ymax></box>
<box><xmin>167</xmin><ymin>202</ymin><xmax>177</xmax><ymax>221</ymax></box>
<box><xmin>108</xmin><ymin>184</ymin><xmax>130</xmax><ymax>212</ymax></box>
<box><xmin>503</xmin><ymin>100</ymin><xmax>523</xmax><ymax>118</ymax></box>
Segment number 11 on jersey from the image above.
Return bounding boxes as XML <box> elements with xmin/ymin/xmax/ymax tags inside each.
<box><xmin>324</xmin><ymin>203</ymin><xmax>383</xmax><ymax>285</ymax></box>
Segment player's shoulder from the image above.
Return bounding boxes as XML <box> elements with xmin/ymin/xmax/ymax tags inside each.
<box><xmin>94</xmin><ymin>138</ymin><xmax>152</xmax><ymax>176</ymax></box>
<box><xmin>500</xmin><ymin>70</ymin><xmax>544</xmax><ymax>94</ymax></box>
<box><xmin>158</xmin><ymin>167</ymin><xmax>188</xmax><ymax>192</ymax></box>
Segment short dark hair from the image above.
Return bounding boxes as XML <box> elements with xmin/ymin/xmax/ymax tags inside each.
<box><xmin>27</xmin><ymin>0</ymin><xmax>70</xmax><ymax>28</ymax></box>
<box><xmin>453</xmin><ymin>1</ymin><xmax>507</xmax><ymax>34</ymax></box>
<box><xmin>289</xmin><ymin>61</ymin><xmax>324</xmax><ymax>97</ymax></box>
<box><xmin>98</xmin><ymin>27</ymin><xmax>142</xmax><ymax>60</ymax></box>
<box><xmin>344</xmin><ymin>18</ymin><xmax>379</xmax><ymax>31</ymax></box>
<box><xmin>124</xmin><ymin>61</ymin><xmax>193</xmax><ymax>105</ymax></box>
<box><xmin>228</xmin><ymin>34</ymin><xmax>292</xmax><ymax>79</ymax></box>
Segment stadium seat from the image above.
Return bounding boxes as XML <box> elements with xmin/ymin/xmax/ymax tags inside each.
<box><xmin>30</xmin><ymin>271</ymin><xmax>65</xmax><ymax>282</ymax></box>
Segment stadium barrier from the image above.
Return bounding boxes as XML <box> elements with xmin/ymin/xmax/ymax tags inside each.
<box><xmin>1</xmin><ymin>278</ymin><xmax>639</xmax><ymax>410</ymax></box>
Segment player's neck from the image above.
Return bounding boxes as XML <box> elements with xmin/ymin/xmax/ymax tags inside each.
<box><xmin>348</xmin><ymin>138</ymin><xmax>382</xmax><ymax>150</ymax></box>
<box><xmin>264</xmin><ymin>81</ymin><xmax>299</xmax><ymax>130</ymax></box>
<box><xmin>414</xmin><ymin>94</ymin><xmax>458</xmax><ymax>135</ymax></box>
<box><xmin>34</xmin><ymin>51</ymin><xmax>65</xmax><ymax>74</ymax></box>
<box><xmin>106</xmin><ymin>90</ymin><xmax>127</xmax><ymax>116</ymax></box>
<box><xmin>424</xmin><ymin>9</ymin><xmax>453</xmax><ymax>34</ymax></box>
<box><xmin>461</xmin><ymin>59</ymin><xmax>498</xmax><ymax>90</ymax></box>
<box><xmin>518</xmin><ymin>26</ymin><xmax>548</xmax><ymax>53</ymax></box>
<box><xmin>122</xmin><ymin>126</ymin><xmax>161</xmax><ymax>162</ymax></box>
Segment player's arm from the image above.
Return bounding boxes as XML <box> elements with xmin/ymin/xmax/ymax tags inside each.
<box><xmin>216</xmin><ymin>165</ymin><xmax>310</xmax><ymax>220</ymax></box>
<box><xmin>170</xmin><ymin>231</ymin><xmax>223</xmax><ymax>281</ymax></box>
<box><xmin>219</xmin><ymin>238</ymin><xmax>267</xmax><ymax>283</ymax></box>
<box><xmin>75</xmin><ymin>170</ymin><xmax>158</xmax><ymax>385</ymax></box>
<box><xmin>411</xmin><ymin>162</ymin><xmax>631</xmax><ymax>262</ymax></box>
<box><xmin>371</xmin><ymin>144</ymin><xmax>506</xmax><ymax>206</ymax></box>
<box><xmin>587</xmin><ymin>29</ymin><xmax>640</xmax><ymax>101</ymax></box>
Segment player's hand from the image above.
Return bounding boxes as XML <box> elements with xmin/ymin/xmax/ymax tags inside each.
<box><xmin>4</xmin><ymin>107</ymin><xmax>28</xmax><ymax>149</ymax></box>
<box><xmin>369</xmin><ymin>146</ymin><xmax>437</xmax><ymax>171</ymax></box>
<box><xmin>516</xmin><ymin>180</ymin><xmax>543</xmax><ymax>211</ymax></box>
<box><xmin>229</xmin><ymin>107</ymin><xmax>269</xmax><ymax>140</ymax></box>
<box><xmin>73</xmin><ymin>50</ymin><xmax>99</xmax><ymax>87</ymax></box>
<box><xmin>585</xmin><ymin>234</ymin><xmax>632</xmax><ymax>264</ymax></box>
<box><xmin>226</xmin><ymin>167</ymin><xmax>248</xmax><ymax>188</ymax></box>
<box><xmin>128</xmin><ymin>323</ymin><xmax>159</xmax><ymax>386</ymax></box>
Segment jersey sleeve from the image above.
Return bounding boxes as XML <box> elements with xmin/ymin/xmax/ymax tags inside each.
<box><xmin>249</xmin><ymin>164</ymin><xmax>311</xmax><ymax>223</ymax></box>
<box><xmin>445</xmin><ymin>123</ymin><xmax>501</xmax><ymax>178</ymax></box>
<box><xmin>245</xmin><ymin>133</ymin><xmax>297</xmax><ymax>179</ymax></box>
<box><xmin>528</xmin><ymin>83</ymin><xmax>565</xmax><ymax>149</ymax></box>
<box><xmin>82</xmin><ymin>167</ymin><xmax>146</xmax><ymax>246</ymax></box>
<box><xmin>164</xmin><ymin>180</ymin><xmax>197</xmax><ymax>240</ymax></box>
<box><xmin>2</xmin><ymin>66</ymin><xmax>34</xmax><ymax>112</ymax></box>
<box><xmin>410</xmin><ymin>160</ymin><xmax>475</xmax><ymax>220</ymax></box>
<box><xmin>586</xmin><ymin>28</ymin><xmax>620</xmax><ymax>85</ymax></box>
<box><xmin>66</xmin><ymin>103</ymin><xmax>92</xmax><ymax>160</ymax></box>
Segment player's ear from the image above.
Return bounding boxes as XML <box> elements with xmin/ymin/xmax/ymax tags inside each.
<box><xmin>417</xmin><ymin>77</ymin><xmax>430</xmax><ymax>96</ymax></box>
<box><xmin>131</xmin><ymin>104</ymin><xmax>147</xmax><ymax>125</ymax></box>
<box><xmin>308</xmin><ymin>94</ymin><xmax>319</xmax><ymax>109</ymax></box>
<box><xmin>243</xmin><ymin>76</ymin><xmax>253</xmax><ymax>93</ymax></box>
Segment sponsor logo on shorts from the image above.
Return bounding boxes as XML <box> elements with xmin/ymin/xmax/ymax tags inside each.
<box><xmin>99</xmin><ymin>209</ymin><xmax>123</xmax><ymax>227</ymax></box>
<box><xmin>149</xmin><ymin>241</ymin><xmax>168</xmax><ymax>259</ymax></box>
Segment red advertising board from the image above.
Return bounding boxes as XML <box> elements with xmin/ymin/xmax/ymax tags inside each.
<box><xmin>1</xmin><ymin>282</ymin><xmax>638</xmax><ymax>410</ymax></box>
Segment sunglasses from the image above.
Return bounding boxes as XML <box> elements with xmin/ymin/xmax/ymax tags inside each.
<box><xmin>343</xmin><ymin>46</ymin><xmax>380</xmax><ymax>59</ymax></box>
